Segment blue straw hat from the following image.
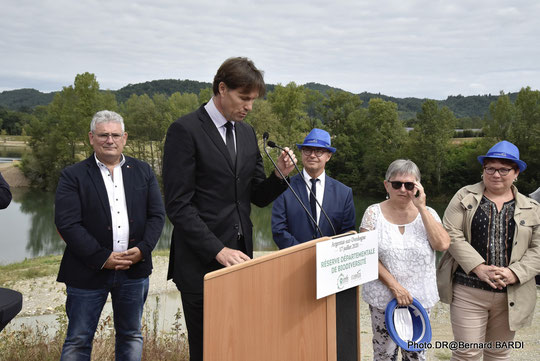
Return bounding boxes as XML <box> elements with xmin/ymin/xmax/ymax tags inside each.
<box><xmin>477</xmin><ymin>140</ymin><xmax>527</xmax><ymax>172</ymax></box>
<box><xmin>385</xmin><ymin>298</ymin><xmax>432</xmax><ymax>352</ymax></box>
<box><xmin>296</xmin><ymin>128</ymin><xmax>336</xmax><ymax>153</ymax></box>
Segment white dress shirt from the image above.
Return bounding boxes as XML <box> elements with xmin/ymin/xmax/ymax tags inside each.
<box><xmin>95</xmin><ymin>154</ymin><xmax>130</xmax><ymax>252</ymax></box>
<box><xmin>303</xmin><ymin>169</ymin><xmax>326</xmax><ymax>224</ymax></box>
<box><xmin>204</xmin><ymin>97</ymin><xmax>236</xmax><ymax>150</ymax></box>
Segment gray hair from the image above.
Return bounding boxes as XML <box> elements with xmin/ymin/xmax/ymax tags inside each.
<box><xmin>90</xmin><ymin>110</ymin><xmax>125</xmax><ymax>132</ymax></box>
<box><xmin>385</xmin><ymin>159</ymin><xmax>421</xmax><ymax>182</ymax></box>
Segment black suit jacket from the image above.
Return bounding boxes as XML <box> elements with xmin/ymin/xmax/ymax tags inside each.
<box><xmin>55</xmin><ymin>155</ymin><xmax>165</xmax><ymax>289</ymax></box>
<box><xmin>163</xmin><ymin>105</ymin><xmax>287</xmax><ymax>293</ymax></box>
<box><xmin>0</xmin><ymin>172</ymin><xmax>11</xmax><ymax>209</ymax></box>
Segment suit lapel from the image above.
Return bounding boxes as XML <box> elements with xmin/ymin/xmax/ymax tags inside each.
<box><xmin>122</xmin><ymin>157</ymin><xmax>134</xmax><ymax>218</ymax></box>
<box><xmin>86</xmin><ymin>157</ymin><xmax>112</xmax><ymax>225</ymax></box>
<box><xmin>234</xmin><ymin>122</ymin><xmax>249</xmax><ymax>174</ymax></box>
<box><xmin>199</xmin><ymin>108</ymin><xmax>235</xmax><ymax>172</ymax></box>
<box><xmin>292</xmin><ymin>175</ymin><xmax>316</xmax><ymax>232</ymax></box>
<box><xmin>319</xmin><ymin>175</ymin><xmax>334</xmax><ymax>234</ymax></box>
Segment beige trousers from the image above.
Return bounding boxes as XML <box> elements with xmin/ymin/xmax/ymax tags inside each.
<box><xmin>450</xmin><ymin>283</ymin><xmax>515</xmax><ymax>361</ymax></box>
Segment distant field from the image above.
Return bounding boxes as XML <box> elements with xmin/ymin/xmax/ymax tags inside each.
<box><xmin>451</xmin><ymin>137</ymin><xmax>480</xmax><ymax>144</ymax></box>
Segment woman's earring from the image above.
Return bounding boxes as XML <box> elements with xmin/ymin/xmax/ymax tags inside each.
<box><xmin>385</xmin><ymin>193</ymin><xmax>389</xmax><ymax>200</ymax></box>
<box><xmin>514</xmin><ymin>177</ymin><xmax>518</xmax><ymax>183</ymax></box>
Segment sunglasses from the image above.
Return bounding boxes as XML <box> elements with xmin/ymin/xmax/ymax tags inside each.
<box><xmin>389</xmin><ymin>181</ymin><xmax>415</xmax><ymax>191</ymax></box>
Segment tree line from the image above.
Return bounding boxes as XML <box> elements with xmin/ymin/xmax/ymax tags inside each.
<box><xmin>13</xmin><ymin>72</ymin><xmax>540</xmax><ymax>198</ymax></box>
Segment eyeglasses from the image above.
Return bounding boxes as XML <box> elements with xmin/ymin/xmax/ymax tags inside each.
<box><xmin>94</xmin><ymin>133</ymin><xmax>124</xmax><ymax>142</ymax></box>
<box><xmin>484</xmin><ymin>167</ymin><xmax>514</xmax><ymax>176</ymax></box>
<box><xmin>301</xmin><ymin>148</ymin><xmax>327</xmax><ymax>157</ymax></box>
<box><xmin>389</xmin><ymin>181</ymin><xmax>415</xmax><ymax>191</ymax></box>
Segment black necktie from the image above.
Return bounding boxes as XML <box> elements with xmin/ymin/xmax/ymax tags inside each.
<box><xmin>224</xmin><ymin>121</ymin><xmax>236</xmax><ymax>167</ymax></box>
<box><xmin>310</xmin><ymin>178</ymin><xmax>317</xmax><ymax>223</ymax></box>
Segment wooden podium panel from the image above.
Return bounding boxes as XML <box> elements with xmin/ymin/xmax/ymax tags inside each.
<box><xmin>203</xmin><ymin>237</ymin><xmax>339</xmax><ymax>361</ymax></box>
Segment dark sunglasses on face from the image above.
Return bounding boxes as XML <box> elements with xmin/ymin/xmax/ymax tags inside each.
<box><xmin>390</xmin><ymin>181</ymin><xmax>415</xmax><ymax>191</ymax></box>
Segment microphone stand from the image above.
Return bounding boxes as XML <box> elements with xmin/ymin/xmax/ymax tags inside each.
<box><xmin>262</xmin><ymin>137</ymin><xmax>324</xmax><ymax>238</ymax></box>
<box><xmin>267</xmin><ymin>141</ymin><xmax>337</xmax><ymax>236</ymax></box>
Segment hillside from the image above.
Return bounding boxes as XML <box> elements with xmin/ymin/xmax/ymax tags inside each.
<box><xmin>0</xmin><ymin>79</ymin><xmax>520</xmax><ymax>121</ymax></box>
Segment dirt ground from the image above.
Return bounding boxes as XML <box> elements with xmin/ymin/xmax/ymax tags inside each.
<box><xmin>0</xmin><ymin>161</ymin><xmax>30</xmax><ymax>187</ymax></box>
<box><xmin>358</xmin><ymin>288</ymin><xmax>540</xmax><ymax>360</ymax></box>
<box><xmin>7</xmin><ymin>255</ymin><xmax>540</xmax><ymax>360</ymax></box>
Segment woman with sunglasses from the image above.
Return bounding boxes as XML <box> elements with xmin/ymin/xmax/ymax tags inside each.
<box><xmin>437</xmin><ymin>140</ymin><xmax>539</xmax><ymax>360</ymax></box>
<box><xmin>360</xmin><ymin>159</ymin><xmax>450</xmax><ymax>361</ymax></box>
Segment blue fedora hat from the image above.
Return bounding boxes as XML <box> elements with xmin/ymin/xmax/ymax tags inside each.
<box><xmin>385</xmin><ymin>298</ymin><xmax>432</xmax><ymax>352</ymax></box>
<box><xmin>477</xmin><ymin>140</ymin><xmax>527</xmax><ymax>172</ymax></box>
<box><xmin>296</xmin><ymin>128</ymin><xmax>336</xmax><ymax>153</ymax></box>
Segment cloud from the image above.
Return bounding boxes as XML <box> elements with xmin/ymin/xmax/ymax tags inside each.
<box><xmin>1</xmin><ymin>0</ymin><xmax>539</xmax><ymax>99</ymax></box>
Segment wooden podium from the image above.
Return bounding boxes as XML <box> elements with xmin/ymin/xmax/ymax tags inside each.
<box><xmin>203</xmin><ymin>233</ymin><xmax>360</xmax><ymax>361</ymax></box>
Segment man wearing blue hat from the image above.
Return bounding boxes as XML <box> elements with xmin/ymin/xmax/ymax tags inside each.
<box><xmin>271</xmin><ymin>128</ymin><xmax>357</xmax><ymax>360</ymax></box>
<box><xmin>271</xmin><ymin>128</ymin><xmax>356</xmax><ymax>248</ymax></box>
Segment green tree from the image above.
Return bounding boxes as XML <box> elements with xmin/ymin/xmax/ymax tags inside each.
<box><xmin>484</xmin><ymin>92</ymin><xmax>515</xmax><ymax>140</ymax></box>
<box><xmin>266</xmin><ymin>82</ymin><xmax>310</xmax><ymax>149</ymax></box>
<box><xmin>318</xmin><ymin>90</ymin><xmax>363</xmax><ymax>135</ymax></box>
<box><xmin>21</xmin><ymin>73</ymin><xmax>118</xmax><ymax>190</ymax></box>
<box><xmin>406</xmin><ymin>100</ymin><xmax>456</xmax><ymax>192</ymax></box>
<box><xmin>361</xmin><ymin>98</ymin><xmax>407</xmax><ymax>194</ymax></box>
<box><xmin>510</xmin><ymin>87</ymin><xmax>540</xmax><ymax>193</ymax></box>
<box><xmin>198</xmin><ymin>87</ymin><xmax>213</xmax><ymax>105</ymax></box>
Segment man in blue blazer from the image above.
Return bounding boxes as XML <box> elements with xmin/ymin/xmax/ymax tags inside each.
<box><xmin>55</xmin><ymin>110</ymin><xmax>165</xmax><ymax>361</ymax></box>
<box><xmin>272</xmin><ymin>128</ymin><xmax>356</xmax><ymax>248</ymax></box>
<box><xmin>272</xmin><ymin>128</ymin><xmax>358</xmax><ymax>361</ymax></box>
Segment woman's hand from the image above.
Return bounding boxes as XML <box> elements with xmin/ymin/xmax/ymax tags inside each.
<box><xmin>472</xmin><ymin>264</ymin><xmax>505</xmax><ymax>289</ymax></box>
<box><xmin>389</xmin><ymin>283</ymin><xmax>413</xmax><ymax>306</ymax></box>
<box><xmin>494</xmin><ymin>267</ymin><xmax>519</xmax><ymax>287</ymax></box>
<box><xmin>409</xmin><ymin>180</ymin><xmax>426</xmax><ymax>210</ymax></box>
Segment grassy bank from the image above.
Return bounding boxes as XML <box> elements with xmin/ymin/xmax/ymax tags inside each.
<box><xmin>0</xmin><ymin>250</ymin><xmax>171</xmax><ymax>287</ymax></box>
<box><xmin>0</xmin><ymin>295</ymin><xmax>189</xmax><ymax>361</ymax></box>
<box><xmin>0</xmin><ymin>249</ymin><xmax>189</xmax><ymax>361</ymax></box>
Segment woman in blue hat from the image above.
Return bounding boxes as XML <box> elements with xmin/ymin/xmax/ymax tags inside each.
<box><xmin>360</xmin><ymin>159</ymin><xmax>450</xmax><ymax>360</ymax></box>
<box><xmin>437</xmin><ymin>140</ymin><xmax>540</xmax><ymax>360</ymax></box>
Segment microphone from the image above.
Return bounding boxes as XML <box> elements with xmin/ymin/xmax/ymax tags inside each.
<box><xmin>267</xmin><ymin>139</ymin><xmax>337</xmax><ymax>236</ymax></box>
<box><xmin>262</xmin><ymin>134</ymin><xmax>324</xmax><ymax>238</ymax></box>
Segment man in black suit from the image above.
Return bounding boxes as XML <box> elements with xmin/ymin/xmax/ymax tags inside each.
<box><xmin>163</xmin><ymin>57</ymin><xmax>296</xmax><ymax>361</ymax></box>
<box><xmin>55</xmin><ymin>110</ymin><xmax>165</xmax><ymax>361</ymax></box>
<box><xmin>0</xmin><ymin>172</ymin><xmax>11</xmax><ymax>209</ymax></box>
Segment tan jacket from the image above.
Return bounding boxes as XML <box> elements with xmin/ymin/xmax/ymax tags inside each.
<box><xmin>437</xmin><ymin>181</ymin><xmax>540</xmax><ymax>331</ymax></box>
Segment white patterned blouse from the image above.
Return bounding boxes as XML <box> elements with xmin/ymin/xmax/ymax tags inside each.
<box><xmin>360</xmin><ymin>203</ymin><xmax>441</xmax><ymax>309</ymax></box>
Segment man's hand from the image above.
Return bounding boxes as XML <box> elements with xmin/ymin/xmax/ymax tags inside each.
<box><xmin>103</xmin><ymin>251</ymin><xmax>133</xmax><ymax>270</ymax></box>
<box><xmin>274</xmin><ymin>146</ymin><xmax>296</xmax><ymax>179</ymax></box>
<box><xmin>215</xmin><ymin>247</ymin><xmax>251</xmax><ymax>267</ymax></box>
<box><xmin>121</xmin><ymin>247</ymin><xmax>143</xmax><ymax>264</ymax></box>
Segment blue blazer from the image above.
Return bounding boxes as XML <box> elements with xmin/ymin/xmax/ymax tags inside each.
<box><xmin>271</xmin><ymin>173</ymin><xmax>356</xmax><ymax>249</ymax></box>
<box><xmin>55</xmin><ymin>155</ymin><xmax>165</xmax><ymax>289</ymax></box>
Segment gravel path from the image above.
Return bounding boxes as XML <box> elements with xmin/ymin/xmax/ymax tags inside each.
<box><xmin>8</xmin><ymin>255</ymin><xmax>540</xmax><ymax>360</ymax></box>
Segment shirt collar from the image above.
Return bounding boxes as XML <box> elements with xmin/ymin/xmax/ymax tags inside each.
<box><xmin>303</xmin><ymin>169</ymin><xmax>326</xmax><ymax>185</ymax></box>
<box><xmin>94</xmin><ymin>153</ymin><xmax>125</xmax><ymax>169</ymax></box>
<box><xmin>205</xmin><ymin>97</ymin><xmax>230</xmax><ymax>130</ymax></box>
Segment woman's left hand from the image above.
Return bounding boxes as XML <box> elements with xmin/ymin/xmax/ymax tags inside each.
<box><xmin>494</xmin><ymin>267</ymin><xmax>519</xmax><ymax>287</ymax></box>
<box><xmin>409</xmin><ymin>181</ymin><xmax>426</xmax><ymax>210</ymax></box>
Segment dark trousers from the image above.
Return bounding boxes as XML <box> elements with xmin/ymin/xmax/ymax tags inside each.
<box><xmin>180</xmin><ymin>291</ymin><xmax>204</xmax><ymax>361</ymax></box>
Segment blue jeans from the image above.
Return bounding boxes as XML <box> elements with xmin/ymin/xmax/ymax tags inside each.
<box><xmin>60</xmin><ymin>275</ymin><xmax>149</xmax><ymax>361</ymax></box>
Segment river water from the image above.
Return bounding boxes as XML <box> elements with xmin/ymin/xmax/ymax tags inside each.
<box><xmin>1</xmin><ymin>186</ymin><xmax>450</xmax><ymax>265</ymax></box>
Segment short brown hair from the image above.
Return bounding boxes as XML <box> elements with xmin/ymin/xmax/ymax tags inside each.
<box><xmin>212</xmin><ymin>57</ymin><xmax>266</xmax><ymax>97</ymax></box>
<box><xmin>483</xmin><ymin>158</ymin><xmax>519</xmax><ymax>170</ymax></box>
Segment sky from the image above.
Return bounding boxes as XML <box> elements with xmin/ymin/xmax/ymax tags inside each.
<box><xmin>1</xmin><ymin>0</ymin><xmax>539</xmax><ymax>99</ymax></box>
